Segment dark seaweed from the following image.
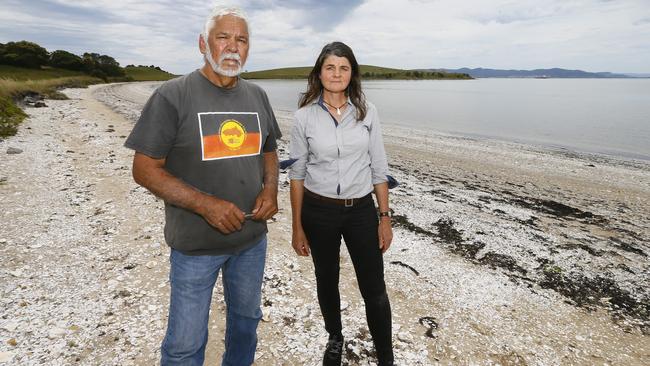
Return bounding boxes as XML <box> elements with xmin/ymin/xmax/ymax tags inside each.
<box><xmin>418</xmin><ymin>316</ymin><xmax>438</xmax><ymax>338</ymax></box>
<box><xmin>478</xmin><ymin>252</ymin><xmax>527</xmax><ymax>275</ymax></box>
<box><xmin>390</xmin><ymin>261</ymin><xmax>420</xmax><ymax>276</ymax></box>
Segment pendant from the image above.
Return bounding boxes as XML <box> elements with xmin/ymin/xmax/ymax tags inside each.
<box><xmin>336</xmin><ymin>108</ymin><xmax>341</xmax><ymax>115</ymax></box>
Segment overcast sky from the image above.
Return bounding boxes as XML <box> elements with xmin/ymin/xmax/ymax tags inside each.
<box><xmin>1</xmin><ymin>0</ymin><xmax>649</xmax><ymax>74</ymax></box>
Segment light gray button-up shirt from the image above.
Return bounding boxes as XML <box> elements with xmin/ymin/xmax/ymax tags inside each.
<box><xmin>289</xmin><ymin>96</ymin><xmax>389</xmax><ymax>199</ymax></box>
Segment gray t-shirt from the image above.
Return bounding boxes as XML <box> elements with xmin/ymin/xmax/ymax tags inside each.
<box><xmin>125</xmin><ymin>70</ymin><xmax>281</xmax><ymax>255</ymax></box>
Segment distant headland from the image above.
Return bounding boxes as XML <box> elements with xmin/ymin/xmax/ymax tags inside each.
<box><xmin>241</xmin><ymin>66</ymin><xmax>472</xmax><ymax>80</ymax></box>
<box><xmin>437</xmin><ymin>67</ymin><xmax>638</xmax><ymax>78</ymax></box>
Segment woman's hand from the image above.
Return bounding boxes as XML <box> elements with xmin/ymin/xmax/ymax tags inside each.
<box><xmin>378</xmin><ymin>218</ymin><xmax>393</xmax><ymax>253</ymax></box>
<box><xmin>292</xmin><ymin>228</ymin><xmax>311</xmax><ymax>256</ymax></box>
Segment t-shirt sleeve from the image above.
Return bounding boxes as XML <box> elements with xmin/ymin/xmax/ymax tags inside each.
<box><xmin>124</xmin><ymin>90</ymin><xmax>179</xmax><ymax>159</ymax></box>
<box><xmin>288</xmin><ymin>113</ymin><xmax>308</xmax><ymax>180</ymax></box>
<box><xmin>261</xmin><ymin>91</ymin><xmax>282</xmax><ymax>153</ymax></box>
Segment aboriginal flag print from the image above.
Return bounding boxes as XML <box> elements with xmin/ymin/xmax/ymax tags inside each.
<box><xmin>198</xmin><ymin>112</ymin><xmax>262</xmax><ymax>160</ymax></box>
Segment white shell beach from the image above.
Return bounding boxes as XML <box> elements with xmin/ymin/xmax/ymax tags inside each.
<box><xmin>1</xmin><ymin>82</ymin><xmax>648</xmax><ymax>365</ymax></box>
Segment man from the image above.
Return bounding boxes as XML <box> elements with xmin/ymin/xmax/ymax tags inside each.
<box><xmin>124</xmin><ymin>5</ymin><xmax>281</xmax><ymax>366</ymax></box>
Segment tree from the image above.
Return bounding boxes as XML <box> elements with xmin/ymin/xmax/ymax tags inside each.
<box><xmin>0</xmin><ymin>41</ymin><xmax>49</xmax><ymax>68</ymax></box>
<box><xmin>82</xmin><ymin>52</ymin><xmax>125</xmax><ymax>79</ymax></box>
<box><xmin>49</xmin><ymin>50</ymin><xmax>83</xmax><ymax>70</ymax></box>
<box><xmin>97</xmin><ymin>54</ymin><xmax>124</xmax><ymax>77</ymax></box>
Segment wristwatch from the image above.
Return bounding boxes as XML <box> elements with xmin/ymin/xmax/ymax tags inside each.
<box><xmin>378</xmin><ymin>211</ymin><xmax>392</xmax><ymax>218</ymax></box>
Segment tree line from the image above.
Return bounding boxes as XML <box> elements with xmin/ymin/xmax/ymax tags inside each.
<box><xmin>0</xmin><ymin>40</ymin><xmax>125</xmax><ymax>80</ymax></box>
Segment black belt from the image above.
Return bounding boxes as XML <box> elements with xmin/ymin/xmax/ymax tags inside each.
<box><xmin>304</xmin><ymin>189</ymin><xmax>369</xmax><ymax>207</ymax></box>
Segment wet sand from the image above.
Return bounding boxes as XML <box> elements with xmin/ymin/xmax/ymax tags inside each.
<box><xmin>0</xmin><ymin>82</ymin><xmax>648</xmax><ymax>365</ymax></box>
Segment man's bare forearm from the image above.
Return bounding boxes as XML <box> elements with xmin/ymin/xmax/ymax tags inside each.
<box><xmin>132</xmin><ymin>152</ymin><xmax>211</xmax><ymax>216</ymax></box>
<box><xmin>263</xmin><ymin>151</ymin><xmax>279</xmax><ymax>191</ymax></box>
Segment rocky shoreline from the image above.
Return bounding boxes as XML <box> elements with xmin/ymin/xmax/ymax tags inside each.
<box><xmin>377</xmin><ymin>124</ymin><xmax>650</xmax><ymax>333</ymax></box>
<box><xmin>1</xmin><ymin>82</ymin><xmax>648</xmax><ymax>365</ymax></box>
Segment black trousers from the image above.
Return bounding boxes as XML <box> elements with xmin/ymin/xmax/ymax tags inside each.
<box><xmin>302</xmin><ymin>193</ymin><xmax>394</xmax><ymax>364</ymax></box>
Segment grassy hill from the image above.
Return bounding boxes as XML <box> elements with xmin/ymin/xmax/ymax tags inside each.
<box><xmin>0</xmin><ymin>64</ymin><xmax>87</xmax><ymax>80</ymax></box>
<box><xmin>242</xmin><ymin>66</ymin><xmax>311</xmax><ymax>79</ymax></box>
<box><xmin>242</xmin><ymin>65</ymin><xmax>471</xmax><ymax>80</ymax></box>
<box><xmin>1</xmin><ymin>64</ymin><xmax>177</xmax><ymax>82</ymax></box>
<box><xmin>124</xmin><ymin>66</ymin><xmax>177</xmax><ymax>81</ymax></box>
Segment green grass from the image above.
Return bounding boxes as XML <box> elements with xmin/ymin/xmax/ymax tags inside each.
<box><xmin>0</xmin><ymin>76</ymin><xmax>102</xmax><ymax>99</ymax></box>
<box><xmin>0</xmin><ymin>75</ymin><xmax>103</xmax><ymax>138</ymax></box>
<box><xmin>0</xmin><ymin>72</ymin><xmax>103</xmax><ymax>138</ymax></box>
<box><xmin>241</xmin><ymin>64</ymin><xmax>472</xmax><ymax>80</ymax></box>
<box><xmin>0</xmin><ymin>64</ymin><xmax>175</xmax><ymax>138</ymax></box>
<box><xmin>242</xmin><ymin>66</ymin><xmax>311</xmax><ymax>79</ymax></box>
<box><xmin>0</xmin><ymin>64</ymin><xmax>87</xmax><ymax>81</ymax></box>
<box><xmin>0</xmin><ymin>95</ymin><xmax>27</xmax><ymax>137</ymax></box>
<box><xmin>124</xmin><ymin>66</ymin><xmax>177</xmax><ymax>81</ymax></box>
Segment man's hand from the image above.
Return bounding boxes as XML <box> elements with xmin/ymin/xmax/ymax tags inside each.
<box><xmin>378</xmin><ymin>219</ymin><xmax>393</xmax><ymax>253</ymax></box>
<box><xmin>198</xmin><ymin>196</ymin><xmax>245</xmax><ymax>234</ymax></box>
<box><xmin>251</xmin><ymin>186</ymin><xmax>278</xmax><ymax>221</ymax></box>
<box><xmin>292</xmin><ymin>228</ymin><xmax>310</xmax><ymax>256</ymax></box>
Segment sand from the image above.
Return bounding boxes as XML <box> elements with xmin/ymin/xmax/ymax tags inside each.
<box><xmin>0</xmin><ymin>82</ymin><xmax>648</xmax><ymax>365</ymax></box>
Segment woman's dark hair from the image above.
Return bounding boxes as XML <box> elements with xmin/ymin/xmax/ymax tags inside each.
<box><xmin>298</xmin><ymin>41</ymin><xmax>367</xmax><ymax>121</ymax></box>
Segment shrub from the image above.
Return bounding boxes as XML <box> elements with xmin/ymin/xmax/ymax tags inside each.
<box><xmin>0</xmin><ymin>96</ymin><xmax>27</xmax><ymax>137</ymax></box>
<box><xmin>50</xmin><ymin>50</ymin><xmax>84</xmax><ymax>71</ymax></box>
<box><xmin>0</xmin><ymin>41</ymin><xmax>49</xmax><ymax>69</ymax></box>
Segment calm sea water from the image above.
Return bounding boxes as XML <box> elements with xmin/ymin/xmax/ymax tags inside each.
<box><xmin>250</xmin><ymin>79</ymin><xmax>650</xmax><ymax>161</ymax></box>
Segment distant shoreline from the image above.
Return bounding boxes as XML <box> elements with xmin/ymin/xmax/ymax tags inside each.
<box><xmin>380</xmin><ymin>120</ymin><xmax>650</xmax><ymax>164</ymax></box>
<box><xmin>241</xmin><ymin>65</ymin><xmax>473</xmax><ymax>80</ymax></box>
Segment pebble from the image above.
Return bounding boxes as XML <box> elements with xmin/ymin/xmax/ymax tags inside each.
<box><xmin>8</xmin><ymin>270</ymin><xmax>22</xmax><ymax>277</ymax></box>
<box><xmin>1</xmin><ymin>321</ymin><xmax>19</xmax><ymax>332</ymax></box>
<box><xmin>48</xmin><ymin>327</ymin><xmax>67</xmax><ymax>339</ymax></box>
<box><xmin>6</xmin><ymin>147</ymin><xmax>23</xmax><ymax>154</ymax></box>
<box><xmin>397</xmin><ymin>332</ymin><xmax>413</xmax><ymax>343</ymax></box>
<box><xmin>261</xmin><ymin>307</ymin><xmax>271</xmax><ymax>322</ymax></box>
<box><xmin>145</xmin><ymin>261</ymin><xmax>157</xmax><ymax>269</ymax></box>
<box><xmin>340</xmin><ymin>301</ymin><xmax>349</xmax><ymax>311</ymax></box>
<box><xmin>0</xmin><ymin>352</ymin><xmax>14</xmax><ymax>362</ymax></box>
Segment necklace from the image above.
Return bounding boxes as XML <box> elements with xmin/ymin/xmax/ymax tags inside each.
<box><xmin>322</xmin><ymin>99</ymin><xmax>347</xmax><ymax>116</ymax></box>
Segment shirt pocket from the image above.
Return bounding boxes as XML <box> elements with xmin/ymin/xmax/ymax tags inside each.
<box><xmin>341</xmin><ymin>121</ymin><xmax>370</xmax><ymax>158</ymax></box>
<box><xmin>306</xmin><ymin>126</ymin><xmax>338</xmax><ymax>162</ymax></box>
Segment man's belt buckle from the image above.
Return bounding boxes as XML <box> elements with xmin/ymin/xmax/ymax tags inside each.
<box><xmin>344</xmin><ymin>198</ymin><xmax>354</xmax><ymax>207</ymax></box>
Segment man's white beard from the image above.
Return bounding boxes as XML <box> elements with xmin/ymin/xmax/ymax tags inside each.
<box><xmin>204</xmin><ymin>41</ymin><xmax>243</xmax><ymax>77</ymax></box>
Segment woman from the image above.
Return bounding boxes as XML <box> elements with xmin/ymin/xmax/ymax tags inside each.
<box><xmin>289</xmin><ymin>41</ymin><xmax>395</xmax><ymax>366</ymax></box>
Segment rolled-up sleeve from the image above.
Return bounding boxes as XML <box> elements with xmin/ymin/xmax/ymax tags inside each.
<box><xmin>368</xmin><ymin>105</ymin><xmax>389</xmax><ymax>185</ymax></box>
<box><xmin>289</xmin><ymin>114</ymin><xmax>308</xmax><ymax>180</ymax></box>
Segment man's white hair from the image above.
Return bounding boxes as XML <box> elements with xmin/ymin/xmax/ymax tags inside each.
<box><xmin>202</xmin><ymin>5</ymin><xmax>249</xmax><ymax>41</ymax></box>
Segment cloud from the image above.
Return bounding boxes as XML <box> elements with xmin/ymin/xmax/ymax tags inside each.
<box><xmin>1</xmin><ymin>0</ymin><xmax>649</xmax><ymax>73</ymax></box>
<box><xmin>242</xmin><ymin>0</ymin><xmax>365</xmax><ymax>31</ymax></box>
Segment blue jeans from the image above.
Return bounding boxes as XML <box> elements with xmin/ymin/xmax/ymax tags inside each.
<box><xmin>160</xmin><ymin>236</ymin><xmax>267</xmax><ymax>366</ymax></box>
